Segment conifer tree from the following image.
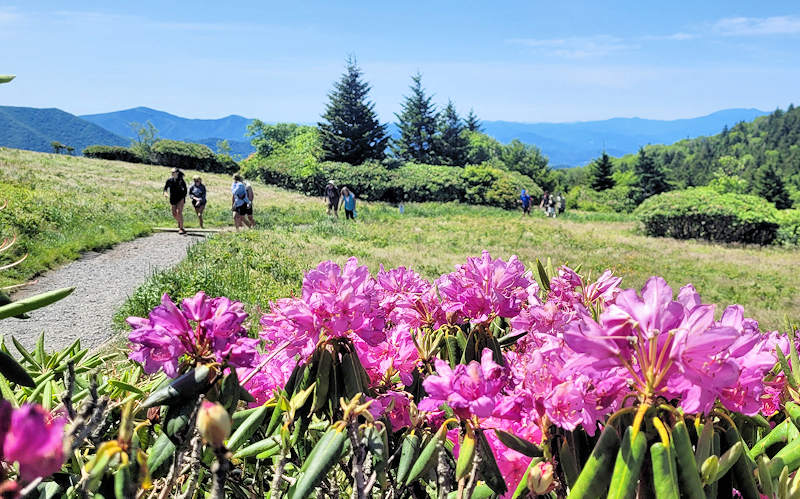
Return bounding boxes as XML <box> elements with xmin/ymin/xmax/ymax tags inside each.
<box><xmin>465</xmin><ymin>108</ymin><xmax>482</xmax><ymax>132</ymax></box>
<box><xmin>753</xmin><ymin>161</ymin><xmax>792</xmax><ymax>209</ymax></box>
<box><xmin>590</xmin><ymin>152</ymin><xmax>616</xmax><ymax>191</ymax></box>
<box><xmin>435</xmin><ymin>100</ymin><xmax>469</xmax><ymax>166</ymax></box>
<box><xmin>631</xmin><ymin>147</ymin><xmax>669</xmax><ymax>204</ymax></box>
<box><xmin>392</xmin><ymin>73</ymin><xmax>439</xmax><ymax>163</ymax></box>
<box><xmin>318</xmin><ymin>57</ymin><xmax>388</xmax><ymax>164</ymax></box>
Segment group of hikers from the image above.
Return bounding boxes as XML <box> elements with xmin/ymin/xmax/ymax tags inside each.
<box><xmin>324</xmin><ymin>180</ymin><xmax>358</xmax><ymax>220</ymax></box>
<box><xmin>163</xmin><ymin>168</ymin><xmax>255</xmax><ymax>233</ymax></box>
<box><xmin>520</xmin><ymin>189</ymin><xmax>566</xmax><ymax>217</ymax></box>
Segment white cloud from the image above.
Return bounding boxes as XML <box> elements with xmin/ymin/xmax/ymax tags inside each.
<box><xmin>506</xmin><ymin>35</ymin><xmax>636</xmax><ymax>59</ymax></box>
<box><xmin>713</xmin><ymin>16</ymin><xmax>800</xmax><ymax>36</ymax></box>
<box><xmin>641</xmin><ymin>32</ymin><xmax>697</xmax><ymax>41</ymax></box>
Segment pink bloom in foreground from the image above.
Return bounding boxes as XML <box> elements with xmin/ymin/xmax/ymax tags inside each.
<box><xmin>436</xmin><ymin>251</ymin><xmax>533</xmax><ymax>325</ymax></box>
<box><xmin>127</xmin><ymin>292</ymin><xmax>257</xmax><ymax>377</ymax></box>
<box><xmin>3</xmin><ymin>403</ymin><xmax>65</xmax><ymax>481</ymax></box>
<box><xmin>419</xmin><ymin>349</ymin><xmax>505</xmax><ymax>419</ymax></box>
<box><xmin>237</xmin><ymin>353</ymin><xmax>296</xmax><ymax>406</ymax></box>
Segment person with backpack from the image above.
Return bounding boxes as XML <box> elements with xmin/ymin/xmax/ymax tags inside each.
<box><xmin>547</xmin><ymin>194</ymin><xmax>556</xmax><ymax>218</ymax></box>
<box><xmin>540</xmin><ymin>191</ymin><xmax>549</xmax><ymax>214</ymax></box>
<box><xmin>189</xmin><ymin>176</ymin><xmax>207</xmax><ymax>229</ymax></box>
<box><xmin>243</xmin><ymin>179</ymin><xmax>255</xmax><ymax>228</ymax></box>
<box><xmin>340</xmin><ymin>186</ymin><xmax>356</xmax><ymax>220</ymax></box>
<box><xmin>325</xmin><ymin>180</ymin><xmax>339</xmax><ymax>217</ymax></box>
<box><xmin>231</xmin><ymin>174</ymin><xmax>250</xmax><ymax>230</ymax></box>
<box><xmin>519</xmin><ymin>188</ymin><xmax>532</xmax><ymax>217</ymax></box>
<box><xmin>163</xmin><ymin>168</ymin><xmax>187</xmax><ymax>234</ymax></box>
<box><xmin>558</xmin><ymin>193</ymin><xmax>566</xmax><ymax>215</ymax></box>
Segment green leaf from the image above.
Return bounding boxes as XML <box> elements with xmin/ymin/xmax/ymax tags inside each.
<box><xmin>0</xmin><ymin>287</ymin><xmax>75</xmax><ymax>320</ymax></box>
<box><xmin>536</xmin><ymin>259</ymin><xmax>550</xmax><ymax>291</ymax></box>
<box><xmin>0</xmin><ymin>350</ymin><xmax>35</xmax><ymax>387</ymax></box>
<box><xmin>11</xmin><ymin>336</ymin><xmax>40</xmax><ymax>370</ymax></box>
<box><xmin>108</xmin><ymin>380</ymin><xmax>144</xmax><ymax>395</ymax></box>
<box><xmin>494</xmin><ymin>429</ymin><xmax>543</xmax><ymax>458</ymax></box>
<box><xmin>227</xmin><ymin>403</ymin><xmax>270</xmax><ymax>452</ymax></box>
<box><xmin>475</xmin><ymin>428</ymin><xmax>507</xmax><ymax>495</ymax></box>
<box><xmin>790</xmin><ymin>335</ymin><xmax>800</xmax><ymax>388</ymax></box>
<box><xmin>141</xmin><ymin>365</ymin><xmax>213</xmax><ymax>408</ymax></box>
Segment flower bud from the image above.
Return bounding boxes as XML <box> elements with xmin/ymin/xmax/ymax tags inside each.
<box><xmin>700</xmin><ymin>455</ymin><xmax>719</xmax><ymax>484</ymax></box>
<box><xmin>146</xmin><ymin>407</ymin><xmax>161</xmax><ymax>425</ymax></box>
<box><xmin>527</xmin><ymin>461</ymin><xmax>555</xmax><ymax>495</ymax></box>
<box><xmin>197</xmin><ymin>401</ymin><xmax>231</xmax><ymax>449</ymax></box>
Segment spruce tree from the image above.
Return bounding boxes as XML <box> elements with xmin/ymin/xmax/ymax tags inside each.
<box><xmin>435</xmin><ymin>100</ymin><xmax>469</xmax><ymax>166</ymax></box>
<box><xmin>465</xmin><ymin>108</ymin><xmax>482</xmax><ymax>132</ymax></box>
<box><xmin>318</xmin><ymin>57</ymin><xmax>389</xmax><ymax>164</ymax></box>
<box><xmin>753</xmin><ymin>161</ymin><xmax>792</xmax><ymax>209</ymax></box>
<box><xmin>392</xmin><ymin>73</ymin><xmax>439</xmax><ymax>163</ymax></box>
<box><xmin>590</xmin><ymin>152</ymin><xmax>616</xmax><ymax>191</ymax></box>
<box><xmin>631</xmin><ymin>147</ymin><xmax>669</xmax><ymax>204</ymax></box>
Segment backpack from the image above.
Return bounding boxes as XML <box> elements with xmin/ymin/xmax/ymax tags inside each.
<box><xmin>245</xmin><ymin>182</ymin><xmax>254</xmax><ymax>201</ymax></box>
<box><xmin>234</xmin><ymin>182</ymin><xmax>247</xmax><ymax>200</ymax></box>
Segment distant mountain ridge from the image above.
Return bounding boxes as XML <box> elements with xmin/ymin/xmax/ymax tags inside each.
<box><xmin>0</xmin><ymin>106</ymin><xmax>128</xmax><ymax>154</ymax></box>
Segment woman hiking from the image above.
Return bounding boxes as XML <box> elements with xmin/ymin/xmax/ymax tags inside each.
<box><xmin>163</xmin><ymin>168</ymin><xmax>187</xmax><ymax>234</ymax></box>
<box><xmin>189</xmin><ymin>176</ymin><xmax>207</xmax><ymax>229</ymax></box>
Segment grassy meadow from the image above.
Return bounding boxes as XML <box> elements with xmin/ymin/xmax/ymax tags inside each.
<box><xmin>0</xmin><ymin>148</ymin><xmax>797</xmax><ymax>331</ymax></box>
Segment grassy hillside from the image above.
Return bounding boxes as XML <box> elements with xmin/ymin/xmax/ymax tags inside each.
<box><xmin>0</xmin><ymin>148</ymin><xmax>796</xmax><ymax>331</ymax></box>
<box><xmin>0</xmin><ymin>148</ymin><xmax>316</xmax><ymax>286</ymax></box>
<box><xmin>0</xmin><ymin>106</ymin><xmax>128</xmax><ymax>153</ymax></box>
<box><xmin>119</xmin><ymin>194</ymin><xmax>800</xmax><ymax>332</ymax></box>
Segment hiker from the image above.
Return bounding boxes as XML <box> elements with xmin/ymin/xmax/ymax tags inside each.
<box><xmin>558</xmin><ymin>193</ymin><xmax>566</xmax><ymax>215</ymax></box>
<box><xmin>231</xmin><ymin>174</ymin><xmax>251</xmax><ymax>231</ymax></box>
<box><xmin>325</xmin><ymin>180</ymin><xmax>339</xmax><ymax>217</ymax></box>
<box><xmin>519</xmin><ymin>188</ymin><xmax>532</xmax><ymax>216</ymax></box>
<box><xmin>340</xmin><ymin>186</ymin><xmax>356</xmax><ymax>220</ymax></box>
<box><xmin>540</xmin><ymin>191</ymin><xmax>549</xmax><ymax>214</ymax></box>
<box><xmin>243</xmin><ymin>179</ymin><xmax>255</xmax><ymax>228</ymax></box>
<box><xmin>547</xmin><ymin>194</ymin><xmax>556</xmax><ymax>218</ymax></box>
<box><xmin>189</xmin><ymin>176</ymin><xmax>207</xmax><ymax>229</ymax></box>
<box><xmin>163</xmin><ymin>168</ymin><xmax>187</xmax><ymax>234</ymax></box>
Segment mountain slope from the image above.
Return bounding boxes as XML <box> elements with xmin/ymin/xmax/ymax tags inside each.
<box><xmin>81</xmin><ymin>107</ymin><xmax>253</xmax><ymax>142</ymax></box>
<box><xmin>0</xmin><ymin>106</ymin><xmax>128</xmax><ymax>153</ymax></box>
<box><xmin>480</xmin><ymin>108</ymin><xmax>769</xmax><ymax>166</ymax></box>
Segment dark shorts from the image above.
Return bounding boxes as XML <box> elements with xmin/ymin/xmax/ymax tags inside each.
<box><xmin>345</xmin><ymin>209</ymin><xmax>354</xmax><ymax>219</ymax></box>
<box><xmin>234</xmin><ymin>203</ymin><xmax>250</xmax><ymax>216</ymax></box>
<box><xmin>328</xmin><ymin>198</ymin><xmax>339</xmax><ymax>210</ymax></box>
<box><xmin>522</xmin><ymin>204</ymin><xmax>531</xmax><ymax>214</ymax></box>
<box><xmin>192</xmin><ymin>199</ymin><xmax>206</xmax><ymax>209</ymax></box>
<box><xmin>243</xmin><ymin>203</ymin><xmax>253</xmax><ymax>216</ymax></box>
<box><xmin>171</xmin><ymin>198</ymin><xmax>185</xmax><ymax>207</ymax></box>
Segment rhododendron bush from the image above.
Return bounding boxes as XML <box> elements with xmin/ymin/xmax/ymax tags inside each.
<box><xmin>4</xmin><ymin>251</ymin><xmax>800</xmax><ymax>498</ymax></box>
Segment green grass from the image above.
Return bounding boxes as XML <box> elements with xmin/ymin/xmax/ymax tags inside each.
<box><xmin>2</xmin><ymin>148</ymin><xmax>797</xmax><ymax>332</ymax></box>
<box><xmin>0</xmin><ymin>148</ymin><xmax>319</xmax><ymax>286</ymax></box>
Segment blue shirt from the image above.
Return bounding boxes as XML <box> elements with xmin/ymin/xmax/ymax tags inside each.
<box><xmin>343</xmin><ymin>193</ymin><xmax>355</xmax><ymax>210</ymax></box>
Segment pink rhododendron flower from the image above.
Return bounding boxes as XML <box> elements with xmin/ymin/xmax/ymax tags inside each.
<box><xmin>419</xmin><ymin>349</ymin><xmax>505</xmax><ymax>419</ymax></box>
<box><xmin>237</xmin><ymin>353</ymin><xmax>296</xmax><ymax>406</ymax></box>
<box><xmin>354</xmin><ymin>326</ymin><xmax>419</xmax><ymax>387</ymax></box>
<box><xmin>367</xmin><ymin>391</ymin><xmax>413</xmax><ymax>430</ymax></box>
<box><xmin>2</xmin><ymin>403</ymin><xmax>65</xmax><ymax>481</ymax></box>
<box><xmin>436</xmin><ymin>251</ymin><xmax>533</xmax><ymax>324</ymax></box>
<box><xmin>128</xmin><ymin>292</ymin><xmax>257</xmax><ymax>377</ymax></box>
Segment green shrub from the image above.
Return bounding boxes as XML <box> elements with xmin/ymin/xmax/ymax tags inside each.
<box><xmin>776</xmin><ymin>209</ymin><xmax>800</xmax><ymax>246</ymax></box>
<box><xmin>82</xmin><ymin>145</ymin><xmax>142</xmax><ymax>163</ymax></box>
<box><xmin>634</xmin><ymin>187</ymin><xmax>779</xmax><ymax>244</ymax></box>
<box><xmin>567</xmin><ymin>184</ymin><xmax>636</xmax><ymax>213</ymax></box>
<box><xmin>151</xmin><ymin>139</ymin><xmax>238</xmax><ymax>173</ymax></box>
<box><xmin>240</xmin><ymin>153</ymin><xmax>542</xmax><ymax>210</ymax></box>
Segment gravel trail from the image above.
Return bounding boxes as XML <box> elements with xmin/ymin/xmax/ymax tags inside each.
<box><xmin>2</xmin><ymin>232</ymin><xmax>203</xmax><ymax>352</ymax></box>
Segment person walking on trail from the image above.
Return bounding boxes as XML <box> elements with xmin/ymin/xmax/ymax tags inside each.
<box><xmin>340</xmin><ymin>186</ymin><xmax>356</xmax><ymax>220</ymax></box>
<box><xmin>547</xmin><ymin>194</ymin><xmax>556</xmax><ymax>218</ymax></box>
<box><xmin>189</xmin><ymin>176</ymin><xmax>207</xmax><ymax>229</ymax></box>
<box><xmin>163</xmin><ymin>168</ymin><xmax>187</xmax><ymax>234</ymax></box>
<box><xmin>231</xmin><ymin>174</ymin><xmax>251</xmax><ymax>231</ymax></box>
<box><xmin>243</xmin><ymin>180</ymin><xmax>255</xmax><ymax>228</ymax></box>
<box><xmin>540</xmin><ymin>191</ymin><xmax>549</xmax><ymax>215</ymax></box>
<box><xmin>519</xmin><ymin>188</ymin><xmax>532</xmax><ymax>217</ymax></box>
<box><xmin>325</xmin><ymin>180</ymin><xmax>339</xmax><ymax>217</ymax></box>
<box><xmin>558</xmin><ymin>193</ymin><xmax>566</xmax><ymax>216</ymax></box>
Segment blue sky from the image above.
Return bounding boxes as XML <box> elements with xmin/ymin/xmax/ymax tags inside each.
<box><xmin>2</xmin><ymin>1</ymin><xmax>799</xmax><ymax>123</ymax></box>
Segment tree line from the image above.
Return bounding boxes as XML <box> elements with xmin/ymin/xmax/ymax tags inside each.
<box><xmin>247</xmin><ymin>57</ymin><xmax>554</xmax><ymax>191</ymax></box>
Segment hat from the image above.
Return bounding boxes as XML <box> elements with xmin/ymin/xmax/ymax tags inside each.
<box><xmin>327</xmin><ymin>180</ymin><xmax>334</xmax><ymax>185</ymax></box>
<box><xmin>193</xmin><ymin>176</ymin><xmax>201</xmax><ymax>181</ymax></box>
<box><xmin>171</xmin><ymin>168</ymin><xmax>180</xmax><ymax>173</ymax></box>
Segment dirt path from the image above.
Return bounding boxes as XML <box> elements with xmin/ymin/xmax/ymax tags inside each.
<box><xmin>2</xmin><ymin>232</ymin><xmax>203</xmax><ymax>352</ymax></box>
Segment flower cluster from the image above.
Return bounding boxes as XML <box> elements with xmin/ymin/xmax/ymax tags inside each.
<box><xmin>0</xmin><ymin>401</ymin><xmax>65</xmax><ymax>481</ymax></box>
<box><xmin>127</xmin><ymin>292</ymin><xmax>258</xmax><ymax>377</ymax></box>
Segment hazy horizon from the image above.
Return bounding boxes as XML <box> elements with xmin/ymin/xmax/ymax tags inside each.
<box><xmin>2</xmin><ymin>1</ymin><xmax>799</xmax><ymax>123</ymax></box>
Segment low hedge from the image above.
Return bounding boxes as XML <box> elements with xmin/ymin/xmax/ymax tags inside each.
<box><xmin>634</xmin><ymin>187</ymin><xmax>780</xmax><ymax>245</ymax></box>
<box><xmin>240</xmin><ymin>154</ymin><xmax>542</xmax><ymax>209</ymax></box>
<box><xmin>776</xmin><ymin>209</ymin><xmax>800</xmax><ymax>246</ymax></box>
<box><xmin>82</xmin><ymin>145</ymin><xmax>142</xmax><ymax>163</ymax></box>
<box><xmin>151</xmin><ymin>140</ymin><xmax>238</xmax><ymax>174</ymax></box>
<box><xmin>566</xmin><ymin>185</ymin><xmax>636</xmax><ymax>213</ymax></box>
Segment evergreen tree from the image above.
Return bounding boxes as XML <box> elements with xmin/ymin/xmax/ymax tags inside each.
<box><xmin>590</xmin><ymin>152</ymin><xmax>615</xmax><ymax>191</ymax></box>
<box><xmin>318</xmin><ymin>57</ymin><xmax>388</xmax><ymax>164</ymax></box>
<box><xmin>631</xmin><ymin>147</ymin><xmax>669</xmax><ymax>204</ymax></box>
<box><xmin>392</xmin><ymin>73</ymin><xmax>439</xmax><ymax>163</ymax></box>
<box><xmin>753</xmin><ymin>161</ymin><xmax>792</xmax><ymax>209</ymax></box>
<box><xmin>465</xmin><ymin>108</ymin><xmax>482</xmax><ymax>132</ymax></box>
<box><xmin>435</xmin><ymin>100</ymin><xmax>469</xmax><ymax>166</ymax></box>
